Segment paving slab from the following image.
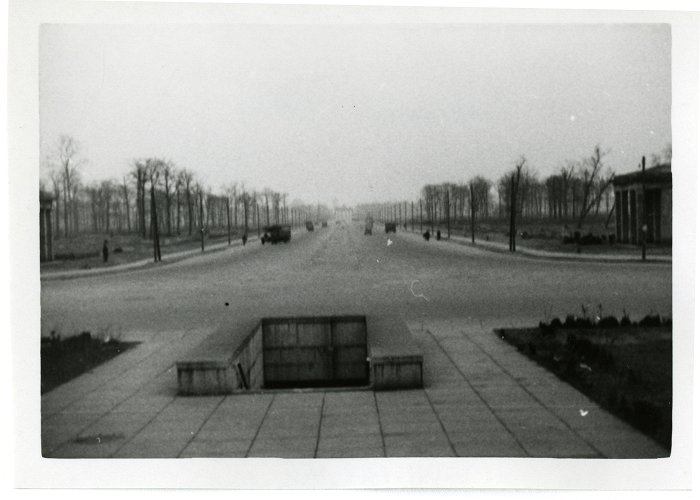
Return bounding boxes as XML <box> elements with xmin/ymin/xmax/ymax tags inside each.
<box><xmin>247</xmin><ymin>436</ymin><xmax>318</xmax><ymax>458</ymax></box>
<box><xmin>180</xmin><ymin>438</ymin><xmax>252</xmax><ymax>458</ymax></box>
<box><xmin>383</xmin><ymin>432</ymin><xmax>455</xmax><ymax>457</ymax></box>
<box><xmin>41</xmin><ymin>317</ymin><xmax>669</xmax><ymax>459</ymax></box>
<box><xmin>316</xmin><ymin>436</ymin><xmax>384</xmax><ymax>458</ymax></box>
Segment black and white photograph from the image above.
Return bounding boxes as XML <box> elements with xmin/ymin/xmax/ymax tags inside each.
<box><xmin>7</xmin><ymin>0</ymin><xmax>697</xmax><ymax>492</ymax></box>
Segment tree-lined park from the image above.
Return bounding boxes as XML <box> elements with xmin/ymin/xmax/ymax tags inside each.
<box><xmin>41</xmin><ymin>133</ymin><xmax>672</xmax><ymax>268</ymax></box>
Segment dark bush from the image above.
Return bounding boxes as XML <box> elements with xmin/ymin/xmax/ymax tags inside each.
<box><xmin>598</xmin><ymin>316</ymin><xmax>620</xmax><ymax>328</ymax></box>
<box><xmin>549</xmin><ymin>317</ymin><xmax>562</xmax><ymax>329</ymax></box>
<box><xmin>620</xmin><ymin>315</ymin><xmax>632</xmax><ymax>327</ymax></box>
<box><xmin>632</xmin><ymin>399</ymin><xmax>664</xmax><ymax>436</ymax></box>
<box><xmin>113</xmin><ymin>247</ymin><xmax>123</xmax><ymax>254</ymax></box>
<box><xmin>563</xmin><ymin>315</ymin><xmax>592</xmax><ymax>328</ymax></box>
<box><xmin>562</xmin><ymin>236</ymin><xmax>575</xmax><ymax>244</ymax></box>
<box><xmin>563</xmin><ymin>315</ymin><xmax>578</xmax><ymax>328</ymax></box>
<box><xmin>580</xmin><ymin>233</ymin><xmax>603</xmax><ymax>245</ymax></box>
<box><xmin>539</xmin><ymin>320</ymin><xmax>558</xmax><ymax>336</ymax></box>
<box><xmin>608</xmin><ymin>234</ymin><xmax>616</xmax><ymax>245</ymax></box>
<box><xmin>575</xmin><ymin>316</ymin><xmax>593</xmax><ymax>328</ymax></box>
<box><xmin>639</xmin><ymin>314</ymin><xmax>662</xmax><ymax>327</ymax></box>
<box><xmin>527</xmin><ymin>341</ymin><xmax>537</xmax><ymax>356</ymax></box>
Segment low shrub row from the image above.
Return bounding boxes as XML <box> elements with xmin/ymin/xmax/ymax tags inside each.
<box><xmin>539</xmin><ymin>313</ymin><xmax>671</xmax><ymax>334</ymax></box>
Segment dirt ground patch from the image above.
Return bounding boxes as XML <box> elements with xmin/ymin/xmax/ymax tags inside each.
<box><xmin>496</xmin><ymin>323</ymin><xmax>672</xmax><ymax>450</ymax></box>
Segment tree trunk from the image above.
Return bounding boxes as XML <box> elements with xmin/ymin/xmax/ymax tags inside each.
<box><xmin>123</xmin><ymin>180</ymin><xmax>131</xmax><ymax>232</ymax></box>
<box><xmin>150</xmin><ymin>183</ymin><xmax>161</xmax><ymax>261</ymax></box>
<box><xmin>164</xmin><ymin>172</ymin><xmax>172</xmax><ymax>236</ymax></box>
<box><xmin>187</xmin><ymin>188</ymin><xmax>193</xmax><ymax>235</ymax></box>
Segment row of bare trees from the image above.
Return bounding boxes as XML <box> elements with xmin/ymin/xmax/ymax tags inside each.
<box><xmin>361</xmin><ymin>146</ymin><xmax>653</xmax><ymax>236</ymax></box>
<box><xmin>41</xmin><ymin>135</ymin><xmax>301</xmax><ymax>240</ymax></box>
<box><xmin>495</xmin><ymin>146</ymin><xmax>616</xmax><ymax>229</ymax></box>
<box><xmin>411</xmin><ymin>146</ymin><xmax>618</xmax><ymax>230</ymax></box>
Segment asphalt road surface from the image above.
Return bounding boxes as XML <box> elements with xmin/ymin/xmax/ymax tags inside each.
<box><xmin>41</xmin><ymin>223</ymin><xmax>672</xmax><ymax>343</ymax></box>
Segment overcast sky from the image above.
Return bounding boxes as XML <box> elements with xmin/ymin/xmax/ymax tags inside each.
<box><xmin>39</xmin><ymin>23</ymin><xmax>671</xmax><ymax>206</ymax></box>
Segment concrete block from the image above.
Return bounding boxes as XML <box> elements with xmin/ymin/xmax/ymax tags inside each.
<box><xmin>367</xmin><ymin>315</ymin><xmax>423</xmax><ymax>390</ymax></box>
<box><xmin>176</xmin><ymin>361</ymin><xmax>236</xmax><ymax>396</ymax></box>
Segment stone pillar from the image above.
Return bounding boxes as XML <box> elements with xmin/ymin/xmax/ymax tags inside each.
<box><xmin>630</xmin><ymin>189</ymin><xmax>638</xmax><ymax>244</ymax></box>
<box><xmin>660</xmin><ymin>188</ymin><xmax>672</xmax><ymax>243</ymax></box>
<box><xmin>621</xmin><ymin>190</ymin><xmax>629</xmax><ymax>244</ymax></box>
<box><xmin>615</xmin><ymin>190</ymin><xmax>622</xmax><ymax>243</ymax></box>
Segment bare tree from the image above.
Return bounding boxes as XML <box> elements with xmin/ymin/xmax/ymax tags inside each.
<box><xmin>100</xmin><ymin>180</ymin><xmax>114</xmax><ymax>233</ymax></box>
<box><xmin>509</xmin><ymin>156</ymin><xmax>526</xmax><ymax>251</ymax></box>
<box><xmin>179</xmin><ymin>170</ymin><xmax>194</xmax><ymax>235</ymax></box>
<box><xmin>49</xmin><ymin>170</ymin><xmax>62</xmax><ymax>237</ymax></box>
<box><xmin>263</xmin><ymin>189</ymin><xmax>271</xmax><ymax>226</ymax></box>
<box><xmin>52</xmin><ymin>135</ymin><xmax>84</xmax><ymax>236</ymax></box>
<box><xmin>131</xmin><ymin>160</ymin><xmax>149</xmax><ymax>238</ymax></box>
<box><xmin>470</xmin><ymin>176</ymin><xmax>492</xmax><ymax>219</ymax></box>
<box><xmin>560</xmin><ymin>162</ymin><xmax>575</xmax><ymax>220</ymax></box>
<box><xmin>576</xmin><ymin>146</ymin><xmax>613</xmax><ymax>229</ymax></box>
<box><xmin>162</xmin><ymin>161</ymin><xmax>174</xmax><ymax>235</ymax></box>
<box><xmin>121</xmin><ymin>176</ymin><xmax>131</xmax><ymax>232</ymax></box>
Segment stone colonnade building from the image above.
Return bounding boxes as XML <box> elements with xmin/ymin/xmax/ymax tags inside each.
<box><xmin>40</xmin><ymin>191</ymin><xmax>54</xmax><ymax>262</ymax></box>
<box><xmin>613</xmin><ymin>163</ymin><xmax>672</xmax><ymax>245</ymax></box>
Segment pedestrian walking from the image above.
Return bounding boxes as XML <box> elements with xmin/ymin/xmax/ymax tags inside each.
<box><xmin>423</xmin><ymin>230</ymin><xmax>430</xmax><ymax>241</ymax></box>
<box><xmin>242</xmin><ymin>232</ymin><xmax>248</xmax><ymax>246</ymax></box>
<box><xmin>102</xmin><ymin>240</ymin><xmax>109</xmax><ymax>263</ymax></box>
<box><xmin>436</xmin><ymin>230</ymin><xmax>442</xmax><ymax>241</ymax></box>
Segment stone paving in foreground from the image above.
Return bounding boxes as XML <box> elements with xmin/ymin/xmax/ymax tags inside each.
<box><xmin>42</xmin><ymin>318</ymin><xmax>667</xmax><ymax>459</ymax></box>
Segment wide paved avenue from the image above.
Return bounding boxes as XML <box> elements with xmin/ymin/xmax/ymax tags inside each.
<box><xmin>41</xmin><ymin>223</ymin><xmax>672</xmax><ymax>342</ymax></box>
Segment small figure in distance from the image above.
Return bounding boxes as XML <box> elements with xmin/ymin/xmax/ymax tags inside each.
<box><xmin>423</xmin><ymin>230</ymin><xmax>430</xmax><ymax>241</ymax></box>
<box><xmin>102</xmin><ymin>239</ymin><xmax>109</xmax><ymax>263</ymax></box>
<box><xmin>242</xmin><ymin>232</ymin><xmax>248</xmax><ymax>246</ymax></box>
<box><xmin>436</xmin><ymin>230</ymin><xmax>442</xmax><ymax>241</ymax></box>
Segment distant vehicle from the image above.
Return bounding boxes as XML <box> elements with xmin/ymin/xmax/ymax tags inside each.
<box><xmin>305</xmin><ymin>221</ymin><xmax>314</xmax><ymax>231</ymax></box>
<box><xmin>261</xmin><ymin>224</ymin><xmax>291</xmax><ymax>244</ymax></box>
<box><xmin>385</xmin><ymin>222</ymin><xmax>397</xmax><ymax>234</ymax></box>
<box><xmin>364</xmin><ymin>216</ymin><xmax>374</xmax><ymax>235</ymax></box>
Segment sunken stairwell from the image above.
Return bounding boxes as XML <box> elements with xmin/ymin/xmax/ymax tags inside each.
<box><xmin>176</xmin><ymin>314</ymin><xmax>423</xmax><ymax>395</ymax></box>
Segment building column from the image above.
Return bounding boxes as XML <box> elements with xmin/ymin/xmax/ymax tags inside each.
<box><xmin>615</xmin><ymin>190</ymin><xmax>622</xmax><ymax>243</ymax></box>
<box><xmin>621</xmin><ymin>190</ymin><xmax>629</xmax><ymax>244</ymax></box>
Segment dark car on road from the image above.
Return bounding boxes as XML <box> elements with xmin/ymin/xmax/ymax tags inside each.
<box><xmin>261</xmin><ymin>225</ymin><xmax>291</xmax><ymax>244</ymax></box>
<box><xmin>385</xmin><ymin>222</ymin><xmax>397</xmax><ymax>234</ymax></box>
